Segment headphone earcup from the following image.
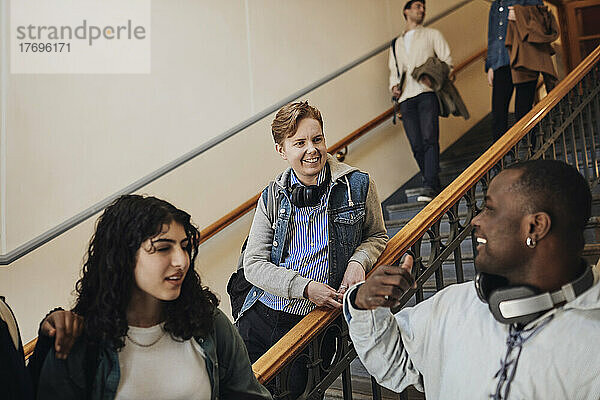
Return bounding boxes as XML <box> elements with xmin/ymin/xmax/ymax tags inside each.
<box><xmin>290</xmin><ymin>185</ymin><xmax>307</xmax><ymax>208</ymax></box>
<box><xmin>289</xmin><ymin>164</ymin><xmax>331</xmax><ymax>208</ymax></box>
<box><xmin>475</xmin><ymin>272</ymin><xmax>509</xmax><ymax>304</ymax></box>
<box><xmin>488</xmin><ymin>286</ymin><xmax>542</xmax><ymax>325</ymax></box>
<box><xmin>303</xmin><ymin>187</ymin><xmax>318</xmax><ymax>206</ymax></box>
<box><xmin>290</xmin><ymin>184</ymin><xmax>322</xmax><ymax>208</ymax></box>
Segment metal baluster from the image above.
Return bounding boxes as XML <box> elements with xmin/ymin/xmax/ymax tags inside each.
<box><xmin>560</xmin><ymin>100</ymin><xmax>569</xmax><ymax>164</ymax></box>
<box><xmin>341</xmin><ymin>366</ymin><xmax>353</xmax><ymax>400</ymax></box>
<box><xmin>591</xmin><ymin>77</ymin><xmax>600</xmax><ymax>180</ymax></box>
<box><xmin>548</xmin><ymin>110</ymin><xmax>558</xmax><ymax>161</ymax></box>
<box><xmin>371</xmin><ymin>377</ymin><xmax>382</xmax><ymax>400</ymax></box>
<box><xmin>454</xmin><ymin>241</ymin><xmax>465</xmax><ymax>284</ymax></box>
<box><xmin>434</xmin><ymin>262</ymin><xmax>444</xmax><ymax>291</ymax></box>
<box><xmin>563</xmin><ymin>92</ymin><xmax>576</xmax><ymax>167</ymax></box>
<box><xmin>309</xmin><ymin>339</ymin><xmax>323</xmax><ymax>400</ymax></box>
<box><xmin>536</xmin><ymin>120</ymin><xmax>545</xmax><ymax>155</ymax></box>
<box><xmin>515</xmin><ymin>143</ymin><xmax>523</xmax><ymax>163</ymax></box>
<box><xmin>578</xmin><ymin>100</ymin><xmax>590</xmax><ymax>179</ymax></box>
<box><xmin>448</xmin><ymin>203</ymin><xmax>465</xmax><ymax>284</ymax></box>
<box><xmin>526</xmin><ymin>124</ymin><xmax>534</xmax><ymax>159</ymax></box>
<box><xmin>539</xmin><ymin>121</ymin><xmax>547</xmax><ymax>159</ymax></box>
<box><xmin>587</xmin><ymin>100</ymin><xmax>599</xmax><ymax>181</ymax></box>
<box><xmin>569</xmin><ymin>99</ymin><xmax>580</xmax><ymax>171</ymax></box>
<box><xmin>274</xmin><ymin>363</ymin><xmax>292</xmax><ymax>400</ymax></box>
<box><xmin>429</xmin><ymin>222</ymin><xmax>444</xmax><ymax>291</ymax></box>
<box><xmin>412</xmin><ymin>241</ymin><xmax>424</xmax><ymax>304</ymax></box>
<box><xmin>398</xmin><ymin>388</ymin><xmax>409</xmax><ymax>400</ymax></box>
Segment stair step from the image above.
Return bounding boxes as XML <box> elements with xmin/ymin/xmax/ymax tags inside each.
<box><xmin>326</xmin><ymin>360</ymin><xmax>424</xmax><ymax>400</ymax></box>
<box><xmin>440</xmin><ymin>153</ymin><xmax>485</xmax><ymax>169</ymax></box>
<box><xmin>386</xmin><ymin>199</ymin><xmax>481</xmax><ymax>221</ymax></box>
<box><xmin>386</xmin><ymin>206</ymin><xmax>478</xmax><ymax>228</ymax></box>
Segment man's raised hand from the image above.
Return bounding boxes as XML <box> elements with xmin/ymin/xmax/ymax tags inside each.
<box><xmin>354</xmin><ymin>255</ymin><xmax>416</xmax><ymax>310</ymax></box>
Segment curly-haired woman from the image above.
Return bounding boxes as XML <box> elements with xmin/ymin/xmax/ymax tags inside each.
<box><xmin>32</xmin><ymin>195</ymin><xmax>271</xmax><ymax>400</ymax></box>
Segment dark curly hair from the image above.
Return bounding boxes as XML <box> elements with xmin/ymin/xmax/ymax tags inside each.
<box><xmin>73</xmin><ymin>195</ymin><xmax>219</xmax><ymax>350</ymax></box>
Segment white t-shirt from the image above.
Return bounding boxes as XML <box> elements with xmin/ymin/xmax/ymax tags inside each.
<box><xmin>401</xmin><ymin>28</ymin><xmax>429</xmax><ymax>99</ymax></box>
<box><xmin>115</xmin><ymin>324</ymin><xmax>211</xmax><ymax>400</ymax></box>
<box><xmin>388</xmin><ymin>26</ymin><xmax>452</xmax><ymax>103</ymax></box>
<box><xmin>403</xmin><ymin>29</ymin><xmax>416</xmax><ymax>54</ymax></box>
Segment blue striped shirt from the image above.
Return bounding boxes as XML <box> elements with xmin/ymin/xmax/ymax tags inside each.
<box><xmin>259</xmin><ymin>168</ymin><xmax>330</xmax><ymax>315</ymax></box>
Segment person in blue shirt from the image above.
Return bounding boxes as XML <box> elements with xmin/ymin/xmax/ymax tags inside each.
<box><xmin>238</xmin><ymin>101</ymin><xmax>387</xmax><ymax>398</ymax></box>
<box><xmin>486</xmin><ymin>0</ymin><xmax>542</xmax><ymax>142</ymax></box>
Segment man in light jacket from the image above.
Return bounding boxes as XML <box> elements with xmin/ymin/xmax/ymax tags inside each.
<box><xmin>344</xmin><ymin>159</ymin><xmax>600</xmax><ymax>399</ymax></box>
<box><xmin>389</xmin><ymin>0</ymin><xmax>452</xmax><ymax>202</ymax></box>
<box><xmin>237</xmin><ymin>101</ymin><xmax>387</xmax><ymax>398</ymax></box>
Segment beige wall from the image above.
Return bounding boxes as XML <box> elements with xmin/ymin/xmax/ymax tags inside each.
<box><xmin>0</xmin><ymin>0</ymin><xmax>492</xmax><ymax>342</ymax></box>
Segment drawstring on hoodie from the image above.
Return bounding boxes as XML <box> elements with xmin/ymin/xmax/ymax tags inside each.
<box><xmin>491</xmin><ymin>315</ymin><xmax>554</xmax><ymax>399</ymax></box>
<box><xmin>344</xmin><ymin>176</ymin><xmax>354</xmax><ymax>207</ymax></box>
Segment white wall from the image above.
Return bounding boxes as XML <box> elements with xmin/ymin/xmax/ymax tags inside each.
<box><xmin>0</xmin><ymin>0</ymin><xmax>492</xmax><ymax>342</ymax></box>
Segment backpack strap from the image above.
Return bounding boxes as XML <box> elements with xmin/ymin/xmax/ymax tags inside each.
<box><xmin>0</xmin><ymin>297</ymin><xmax>20</xmax><ymax>351</ymax></box>
<box><xmin>391</xmin><ymin>36</ymin><xmax>406</xmax><ymax>89</ymax></box>
<box><xmin>391</xmin><ymin>37</ymin><xmax>401</xmax><ymax>80</ymax></box>
<box><xmin>390</xmin><ymin>36</ymin><xmax>406</xmax><ymax>125</ymax></box>
<box><xmin>265</xmin><ymin>181</ymin><xmax>280</xmax><ymax>226</ymax></box>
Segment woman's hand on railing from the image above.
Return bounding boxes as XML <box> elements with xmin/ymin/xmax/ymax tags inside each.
<box><xmin>40</xmin><ymin>310</ymin><xmax>83</xmax><ymax>360</ymax></box>
<box><xmin>338</xmin><ymin>261</ymin><xmax>366</xmax><ymax>296</ymax></box>
<box><xmin>354</xmin><ymin>255</ymin><xmax>416</xmax><ymax>310</ymax></box>
<box><xmin>304</xmin><ymin>281</ymin><xmax>343</xmax><ymax>309</ymax></box>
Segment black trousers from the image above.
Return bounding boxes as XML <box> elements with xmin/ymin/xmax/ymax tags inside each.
<box><xmin>491</xmin><ymin>66</ymin><xmax>537</xmax><ymax>142</ymax></box>
<box><xmin>399</xmin><ymin>92</ymin><xmax>441</xmax><ymax>192</ymax></box>
<box><xmin>237</xmin><ymin>301</ymin><xmax>337</xmax><ymax>399</ymax></box>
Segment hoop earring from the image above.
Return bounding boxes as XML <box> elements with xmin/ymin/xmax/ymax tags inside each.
<box><xmin>526</xmin><ymin>237</ymin><xmax>537</xmax><ymax>248</ymax></box>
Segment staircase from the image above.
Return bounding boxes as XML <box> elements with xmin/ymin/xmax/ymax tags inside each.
<box><xmin>325</xmin><ymin>113</ymin><xmax>600</xmax><ymax>399</ymax></box>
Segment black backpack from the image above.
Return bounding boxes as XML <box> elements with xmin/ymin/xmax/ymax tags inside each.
<box><xmin>227</xmin><ymin>182</ymin><xmax>280</xmax><ymax>320</ymax></box>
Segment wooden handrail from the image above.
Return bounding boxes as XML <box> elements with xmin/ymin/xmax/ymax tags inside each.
<box><xmin>24</xmin><ymin>339</ymin><xmax>36</xmax><ymax>361</ymax></box>
<box><xmin>199</xmin><ymin>47</ymin><xmax>487</xmax><ymax>244</ymax></box>
<box><xmin>22</xmin><ymin>47</ymin><xmax>487</xmax><ymax>362</ymax></box>
<box><xmin>253</xmin><ymin>45</ymin><xmax>600</xmax><ymax>384</ymax></box>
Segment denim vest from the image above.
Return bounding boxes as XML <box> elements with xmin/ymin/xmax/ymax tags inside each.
<box><xmin>486</xmin><ymin>0</ymin><xmax>542</xmax><ymax>72</ymax></box>
<box><xmin>238</xmin><ymin>170</ymin><xmax>370</xmax><ymax>319</ymax></box>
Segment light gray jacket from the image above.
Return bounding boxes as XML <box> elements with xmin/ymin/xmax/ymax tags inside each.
<box><xmin>243</xmin><ymin>155</ymin><xmax>387</xmax><ymax>300</ymax></box>
<box><xmin>344</xmin><ymin>271</ymin><xmax>600</xmax><ymax>399</ymax></box>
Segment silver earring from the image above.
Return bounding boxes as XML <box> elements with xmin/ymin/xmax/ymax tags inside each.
<box><xmin>526</xmin><ymin>237</ymin><xmax>536</xmax><ymax>248</ymax></box>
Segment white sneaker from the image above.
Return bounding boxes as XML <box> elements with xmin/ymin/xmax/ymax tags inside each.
<box><xmin>417</xmin><ymin>188</ymin><xmax>438</xmax><ymax>202</ymax></box>
<box><xmin>417</xmin><ymin>194</ymin><xmax>433</xmax><ymax>202</ymax></box>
